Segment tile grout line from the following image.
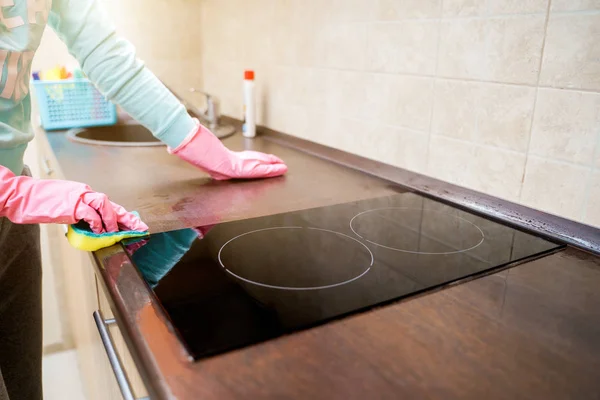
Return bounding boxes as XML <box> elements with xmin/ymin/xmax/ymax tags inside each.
<box><xmin>330</xmin><ymin>116</ymin><xmax>595</xmax><ymax>167</ymax></box>
<box><xmin>541</xmin><ymin>8</ymin><xmax>600</xmax><ymax>16</ymax></box>
<box><xmin>522</xmin><ymin>153</ymin><xmax>596</xmax><ymax>169</ymax></box>
<box><xmin>342</xmin><ymin>116</ymin><xmax>430</xmax><ymax>136</ymax></box>
<box><xmin>580</xmin><ymin>169</ymin><xmax>595</xmax><ymax>223</ymax></box>
<box><xmin>342</xmin><ymin>8</ymin><xmax>600</xmax><ymax>24</ymax></box>
<box><xmin>428</xmin><ymin>132</ymin><xmax>599</xmax><ymax>170</ymax></box>
<box><xmin>435</xmin><ymin>134</ymin><xmax>519</xmax><ymax>155</ymax></box>
<box><xmin>268</xmin><ymin>62</ymin><xmax>600</xmax><ymax>94</ymax></box>
<box><xmin>275</xmin><ymin>64</ymin><xmax>600</xmax><ymax>94</ymax></box>
<box><xmin>359</xmin><ymin>20</ymin><xmax>375</xmax><ymax>152</ymax></box>
<box><xmin>517</xmin><ymin>0</ymin><xmax>553</xmax><ymax>202</ymax></box>
<box><xmin>476</xmin><ymin>0</ymin><xmax>493</xmax><ymax>159</ymax></box>
<box><xmin>580</xmin><ymin>131</ymin><xmax>600</xmax><ymax>222</ymax></box>
<box><xmin>540</xmin><ymin>85</ymin><xmax>600</xmax><ymax>94</ymax></box>
<box><xmin>267</xmin><ymin>65</ymin><xmax>600</xmax><ymax>97</ymax></box>
<box><xmin>425</xmin><ymin>1</ymin><xmax>445</xmax><ymax>176</ymax></box>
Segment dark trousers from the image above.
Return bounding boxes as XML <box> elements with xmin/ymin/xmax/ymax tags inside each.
<box><xmin>0</xmin><ymin>174</ymin><xmax>43</xmax><ymax>400</ymax></box>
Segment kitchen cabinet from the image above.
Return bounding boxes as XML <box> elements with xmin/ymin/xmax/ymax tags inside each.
<box><xmin>59</xmin><ymin>234</ymin><xmax>110</xmax><ymax>400</ymax></box>
<box><xmin>97</xmin><ymin>281</ymin><xmax>149</xmax><ymax>399</ymax></box>
<box><xmin>25</xmin><ymin>135</ymin><xmax>71</xmax><ymax>351</ymax></box>
<box><xmin>36</xmin><ymin>131</ymin><xmax>148</xmax><ymax>400</ymax></box>
<box><xmin>34</xmin><ymin>129</ymin><xmax>74</xmax><ymax>350</ymax></box>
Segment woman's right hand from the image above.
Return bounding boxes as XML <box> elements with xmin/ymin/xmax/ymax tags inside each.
<box><xmin>0</xmin><ymin>166</ymin><xmax>147</xmax><ymax>234</ymax></box>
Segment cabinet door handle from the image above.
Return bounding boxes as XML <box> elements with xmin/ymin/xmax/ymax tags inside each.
<box><xmin>42</xmin><ymin>157</ymin><xmax>53</xmax><ymax>176</ymax></box>
<box><xmin>93</xmin><ymin>311</ymin><xmax>150</xmax><ymax>400</ymax></box>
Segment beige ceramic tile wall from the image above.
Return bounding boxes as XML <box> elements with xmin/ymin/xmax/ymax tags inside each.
<box><xmin>199</xmin><ymin>0</ymin><xmax>600</xmax><ymax>227</ymax></box>
<box><xmin>33</xmin><ymin>0</ymin><xmax>203</xmax><ymax>100</ymax></box>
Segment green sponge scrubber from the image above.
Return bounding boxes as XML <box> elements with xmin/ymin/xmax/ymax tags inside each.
<box><xmin>66</xmin><ymin>212</ymin><xmax>149</xmax><ymax>251</ymax></box>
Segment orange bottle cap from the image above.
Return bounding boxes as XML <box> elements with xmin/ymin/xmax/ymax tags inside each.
<box><xmin>244</xmin><ymin>70</ymin><xmax>255</xmax><ymax>80</ymax></box>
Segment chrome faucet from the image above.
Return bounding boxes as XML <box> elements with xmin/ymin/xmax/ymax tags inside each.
<box><xmin>170</xmin><ymin>86</ymin><xmax>235</xmax><ymax>139</ymax></box>
<box><xmin>187</xmin><ymin>88</ymin><xmax>220</xmax><ymax>130</ymax></box>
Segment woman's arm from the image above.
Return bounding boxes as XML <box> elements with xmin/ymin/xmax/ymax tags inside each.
<box><xmin>48</xmin><ymin>0</ymin><xmax>287</xmax><ymax>181</ymax></box>
<box><xmin>0</xmin><ymin>164</ymin><xmax>147</xmax><ymax>233</ymax></box>
<box><xmin>47</xmin><ymin>0</ymin><xmax>194</xmax><ymax>149</ymax></box>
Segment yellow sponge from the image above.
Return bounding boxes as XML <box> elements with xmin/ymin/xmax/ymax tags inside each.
<box><xmin>66</xmin><ymin>212</ymin><xmax>149</xmax><ymax>252</ymax></box>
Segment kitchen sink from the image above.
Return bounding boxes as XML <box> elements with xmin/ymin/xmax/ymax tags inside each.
<box><xmin>67</xmin><ymin>120</ymin><xmax>237</xmax><ymax>147</ymax></box>
<box><xmin>65</xmin><ymin>82</ymin><xmax>237</xmax><ymax>147</ymax></box>
<box><xmin>67</xmin><ymin>123</ymin><xmax>164</xmax><ymax>147</ymax></box>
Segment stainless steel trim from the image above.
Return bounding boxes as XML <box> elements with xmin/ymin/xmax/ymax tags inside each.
<box><xmin>93</xmin><ymin>310</ymin><xmax>144</xmax><ymax>400</ymax></box>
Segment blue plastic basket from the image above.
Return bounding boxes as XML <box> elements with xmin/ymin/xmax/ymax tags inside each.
<box><xmin>32</xmin><ymin>78</ymin><xmax>117</xmax><ymax>130</ymax></box>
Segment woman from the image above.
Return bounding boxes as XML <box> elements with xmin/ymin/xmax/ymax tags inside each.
<box><xmin>0</xmin><ymin>1</ymin><xmax>287</xmax><ymax>399</ymax></box>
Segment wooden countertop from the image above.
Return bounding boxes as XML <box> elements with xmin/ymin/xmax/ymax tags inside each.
<box><xmin>190</xmin><ymin>247</ymin><xmax>600</xmax><ymax>400</ymax></box>
<box><xmin>43</xmin><ymin>126</ymin><xmax>600</xmax><ymax>399</ymax></box>
<box><xmin>44</xmin><ymin>127</ymin><xmax>399</xmax><ymax>233</ymax></box>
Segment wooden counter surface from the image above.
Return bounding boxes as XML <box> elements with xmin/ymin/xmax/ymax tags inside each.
<box><xmin>43</xmin><ymin>126</ymin><xmax>600</xmax><ymax>399</ymax></box>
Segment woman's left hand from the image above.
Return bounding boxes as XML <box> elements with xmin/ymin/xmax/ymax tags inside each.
<box><xmin>168</xmin><ymin>120</ymin><xmax>288</xmax><ymax>180</ymax></box>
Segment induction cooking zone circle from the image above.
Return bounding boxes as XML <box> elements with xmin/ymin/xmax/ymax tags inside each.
<box><xmin>350</xmin><ymin>207</ymin><xmax>485</xmax><ymax>255</ymax></box>
<box><xmin>218</xmin><ymin>227</ymin><xmax>374</xmax><ymax>290</ymax></box>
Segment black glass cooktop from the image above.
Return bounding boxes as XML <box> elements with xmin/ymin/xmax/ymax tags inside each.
<box><xmin>124</xmin><ymin>193</ymin><xmax>562</xmax><ymax>361</ymax></box>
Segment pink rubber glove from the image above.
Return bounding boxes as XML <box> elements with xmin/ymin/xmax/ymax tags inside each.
<box><xmin>0</xmin><ymin>165</ymin><xmax>148</xmax><ymax>234</ymax></box>
<box><xmin>168</xmin><ymin>119</ymin><xmax>288</xmax><ymax>180</ymax></box>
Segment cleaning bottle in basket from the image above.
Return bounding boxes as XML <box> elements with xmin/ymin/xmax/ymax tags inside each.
<box><xmin>242</xmin><ymin>70</ymin><xmax>256</xmax><ymax>138</ymax></box>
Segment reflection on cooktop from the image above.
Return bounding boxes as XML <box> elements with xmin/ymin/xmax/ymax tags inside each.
<box><xmin>125</xmin><ymin>192</ymin><xmax>562</xmax><ymax>361</ymax></box>
<box><xmin>219</xmin><ymin>227</ymin><xmax>374</xmax><ymax>290</ymax></box>
<box><xmin>350</xmin><ymin>207</ymin><xmax>485</xmax><ymax>254</ymax></box>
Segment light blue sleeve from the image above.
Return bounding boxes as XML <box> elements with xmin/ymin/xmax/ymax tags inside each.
<box><xmin>47</xmin><ymin>0</ymin><xmax>195</xmax><ymax>149</ymax></box>
<box><xmin>128</xmin><ymin>228</ymin><xmax>199</xmax><ymax>287</ymax></box>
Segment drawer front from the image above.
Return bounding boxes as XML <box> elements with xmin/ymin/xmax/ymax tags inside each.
<box><xmin>96</xmin><ymin>282</ymin><xmax>149</xmax><ymax>399</ymax></box>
